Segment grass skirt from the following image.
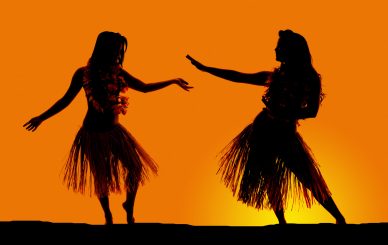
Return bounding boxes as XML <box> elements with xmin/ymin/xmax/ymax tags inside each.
<box><xmin>63</xmin><ymin>124</ymin><xmax>157</xmax><ymax>197</ymax></box>
<box><xmin>218</xmin><ymin>108</ymin><xmax>331</xmax><ymax>211</ymax></box>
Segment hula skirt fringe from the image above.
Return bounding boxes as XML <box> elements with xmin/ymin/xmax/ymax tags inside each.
<box><xmin>63</xmin><ymin>124</ymin><xmax>158</xmax><ymax>197</ymax></box>
<box><xmin>218</xmin><ymin>109</ymin><xmax>331</xmax><ymax>211</ymax></box>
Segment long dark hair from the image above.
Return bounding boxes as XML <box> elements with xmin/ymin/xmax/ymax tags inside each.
<box><xmin>88</xmin><ymin>31</ymin><xmax>128</xmax><ymax>68</ymax></box>
<box><xmin>278</xmin><ymin>29</ymin><xmax>312</xmax><ymax>65</ymax></box>
<box><xmin>83</xmin><ymin>31</ymin><xmax>129</xmax><ymax>113</ymax></box>
<box><xmin>263</xmin><ymin>30</ymin><xmax>324</xmax><ymax>117</ymax></box>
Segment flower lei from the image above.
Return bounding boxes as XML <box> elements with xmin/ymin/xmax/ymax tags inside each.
<box><xmin>82</xmin><ymin>65</ymin><xmax>129</xmax><ymax>115</ymax></box>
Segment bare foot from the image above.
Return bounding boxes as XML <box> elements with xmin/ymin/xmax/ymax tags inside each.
<box><xmin>122</xmin><ymin>202</ymin><xmax>135</xmax><ymax>224</ymax></box>
<box><xmin>336</xmin><ymin>217</ymin><xmax>346</xmax><ymax>224</ymax></box>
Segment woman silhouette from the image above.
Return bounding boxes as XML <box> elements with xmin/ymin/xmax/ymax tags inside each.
<box><xmin>24</xmin><ymin>31</ymin><xmax>193</xmax><ymax>225</ymax></box>
<box><xmin>187</xmin><ymin>30</ymin><xmax>345</xmax><ymax>224</ymax></box>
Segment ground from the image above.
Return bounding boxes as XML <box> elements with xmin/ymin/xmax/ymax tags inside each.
<box><xmin>1</xmin><ymin>221</ymin><xmax>385</xmax><ymax>243</ymax></box>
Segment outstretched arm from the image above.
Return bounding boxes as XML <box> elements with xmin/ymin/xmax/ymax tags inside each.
<box><xmin>23</xmin><ymin>67</ymin><xmax>84</xmax><ymax>131</ymax></box>
<box><xmin>186</xmin><ymin>55</ymin><xmax>271</xmax><ymax>86</ymax></box>
<box><xmin>121</xmin><ymin>69</ymin><xmax>193</xmax><ymax>93</ymax></box>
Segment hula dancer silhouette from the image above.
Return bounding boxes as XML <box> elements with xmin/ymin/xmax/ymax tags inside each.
<box><xmin>187</xmin><ymin>30</ymin><xmax>345</xmax><ymax>224</ymax></box>
<box><xmin>24</xmin><ymin>31</ymin><xmax>193</xmax><ymax>224</ymax></box>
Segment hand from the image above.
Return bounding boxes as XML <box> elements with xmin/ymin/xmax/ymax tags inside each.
<box><xmin>186</xmin><ymin>55</ymin><xmax>207</xmax><ymax>71</ymax></box>
<box><xmin>174</xmin><ymin>78</ymin><xmax>193</xmax><ymax>91</ymax></box>
<box><xmin>23</xmin><ymin>116</ymin><xmax>43</xmax><ymax>132</ymax></box>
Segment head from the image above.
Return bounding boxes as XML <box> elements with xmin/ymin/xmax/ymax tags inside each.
<box><xmin>272</xmin><ymin>30</ymin><xmax>324</xmax><ymax>105</ymax></box>
<box><xmin>275</xmin><ymin>30</ymin><xmax>312</xmax><ymax>66</ymax></box>
<box><xmin>89</xmin><ymin>31</ymin><xmax>128</xmax><ymax>67</ymax></box>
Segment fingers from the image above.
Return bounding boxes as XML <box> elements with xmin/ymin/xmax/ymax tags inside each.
<box><xmin>23</xmin><ymin>118</ymin><xmax>35</xmax><ymax>127</ymax></box>
<box><xmin>23</xmin><ymin>121</ymin><xmax>32</xmax><ymax>129</ymax></box>
<box><xmin>26</xmin><ymin>124</ymin><xmax>35</xmax><ymax>131</ymax></box>
<box><xmin>186</xmin><ymin>55</ymin><xmax>199</xmax><ymax>64</ymax></box>
<box><xmin>186</xmin><ymin>54</ymin><xmax>194</xmax><ymax>61</ymax></box>
<box><xmin>25</xmin><ymin>124</ymin><xmax>33</xmax><ymax>131</ymax></box>
<box><xmin>23</xmin><ymin>119</ymin><xmax>40</xmax><ymax>131</ymax></box>
<box><xmin>176</xmin><ymin>78</ymin><xmax>193</xmax><ymax>91</ymax></box>
<box><xmin>179</xmin><ymin>79</ymin><xmax>189</xmax><ymax>85</ymax></box>
<box><xmin>181</xmin><ymin>84</ymin><xmax>192</xmax><ymax>91</ymax></box>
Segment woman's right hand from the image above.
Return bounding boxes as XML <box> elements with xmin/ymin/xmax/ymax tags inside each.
<box><xmin>23</xmin><ymin>116</ymin><xmax>43</xmax><ymax>132</ymax></box>
<box><xmin>186</xmin><ymin>55</ymin><xmax>207</xmax><ymax>71</ymax></box>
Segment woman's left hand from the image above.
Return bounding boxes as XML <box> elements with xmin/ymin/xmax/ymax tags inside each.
<box><xmin>174</xmin><ymin>78</ymin><xmax>193</xmax><ymax>91</ymax></box>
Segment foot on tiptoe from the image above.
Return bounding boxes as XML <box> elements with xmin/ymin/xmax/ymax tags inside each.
<box><xmin>122</xmin><ymin>202</ymin><xmax>135</xmax><ymax>224</ymax></box>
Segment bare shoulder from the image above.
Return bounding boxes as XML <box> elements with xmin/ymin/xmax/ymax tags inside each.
<box><xmin>119</xmin><ymin>68</ymin><xmax>131</xmax><ymax>77</ymax></box>
<box><xmin>72</xmin><ymin>66</ymin><xmax>87</xmax><ymax>80</ymax></box>
<box><xmin>253</xmin><ymin>71</ymin><xmax>273</xmax><ymax>85</ymax></box>
<box><xmin>119</xmin><ymin>68</ymin><xmax>146</xmax><ymax>90</ymax></box>
<box><xmin>69</xmin><ymin>66</ymin><xmax>87</xmax><ymax>87</ymax></box>
<box><xmin>119</xmin><ymin>68</ymin><xmax>141</xmax><ymax>82</ymax></box>
<box><xmin>74</xmin><ymin>66</ymin><xmax>87</xmax><ymax>76</ymax></box>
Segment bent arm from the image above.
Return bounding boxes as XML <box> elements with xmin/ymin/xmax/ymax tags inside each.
<box><xmin>299</xmin><ymin>98</ymin><xmax>319</xmax><ymax>119</ymax></box>
<box><xmin>39</xmin><ymin>67</ymin><xmax>84</xmax><ymax>120</ymax></box>
<box><xmin>298</xmin><ymin>87</ymin><xmax>321</xmax><ymax>119</ymax></box>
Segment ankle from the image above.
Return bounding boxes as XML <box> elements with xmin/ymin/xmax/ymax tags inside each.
<box><xmin>105</xmin><ymin>212</ymin><xmax>113</xmax><ymax>225</ymax></box>
<box><xmin>128</xmin><ymin>217</ymin><xmax>135</xmax><ymax>224</ymax></box>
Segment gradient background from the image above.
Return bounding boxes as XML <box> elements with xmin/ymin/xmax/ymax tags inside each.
<box><xmin>1</xmin><ymin>1</ymin><xmax>387</xmax><ymax>225</ymax></box>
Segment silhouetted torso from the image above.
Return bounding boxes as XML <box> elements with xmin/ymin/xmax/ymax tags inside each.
<box><xmin>80</xmin><ymin>66</ymin><xmax>128</xmax><ymax>131</ymax></box>
<box><xmin>262</xmin><ymin>67</ymin><xmax>320</xmax><ymax>121</ymax></box>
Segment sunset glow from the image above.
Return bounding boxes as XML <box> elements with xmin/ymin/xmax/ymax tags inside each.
<box><xmin>1</xmin><ymin>1</ymin><xmax>387</xmax><ymax>225</ymax></box>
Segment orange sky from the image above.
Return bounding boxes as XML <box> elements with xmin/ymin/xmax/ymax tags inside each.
<box><xmin>1</xmin><ymin>1</ymin><xmax>387</xmax><ymax>225</ymax></box>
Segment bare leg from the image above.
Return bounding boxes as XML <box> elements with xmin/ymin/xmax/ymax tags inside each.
<box><xmin>283</xmin><ymin>139</ymin><xmax>346</xmax><ymax>224</ymax></box>
<box><xmin>298</xmin><ymin>176</ymin><xmax>346</xmax><ymax>224</ymax></box>
<box><xmin>99</xmin><ymin>196</ymin><xmax>113</xmax><ymax>225</ymax></box>
<box><xmin>268</xmin><ymin>193</ymin><xmax>287</xmax><ymax>224</ymax></box>
<box><xmin>296</xmin><ymin>177</ymin><xmax>346</xmax><ymax>224</ymax></box>
<box><xmin>296</xmin><ymin>180</ymin><xmax>346</xmax><ymax>224</ymax></box>
<box><xmin>122</xmin><ymin>185</ymin><xmax>138</xmax><ymax>224</ymax></box>
<box><xmin>318</xmin><ymin>196</ymin><xmax>346</xmax><ymax>224</ymax></box>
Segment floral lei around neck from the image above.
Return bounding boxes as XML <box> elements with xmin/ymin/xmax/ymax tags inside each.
<box><xmin>82</xmin><ymin>65</ymin><xmax>129</xmax><ymax>115</ymax></box>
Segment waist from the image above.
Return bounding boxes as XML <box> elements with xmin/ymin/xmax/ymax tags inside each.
<box><xmin>83</xmin><ymin>109</ymin><xmax>120</xmax><ymax>131</ymax></box>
